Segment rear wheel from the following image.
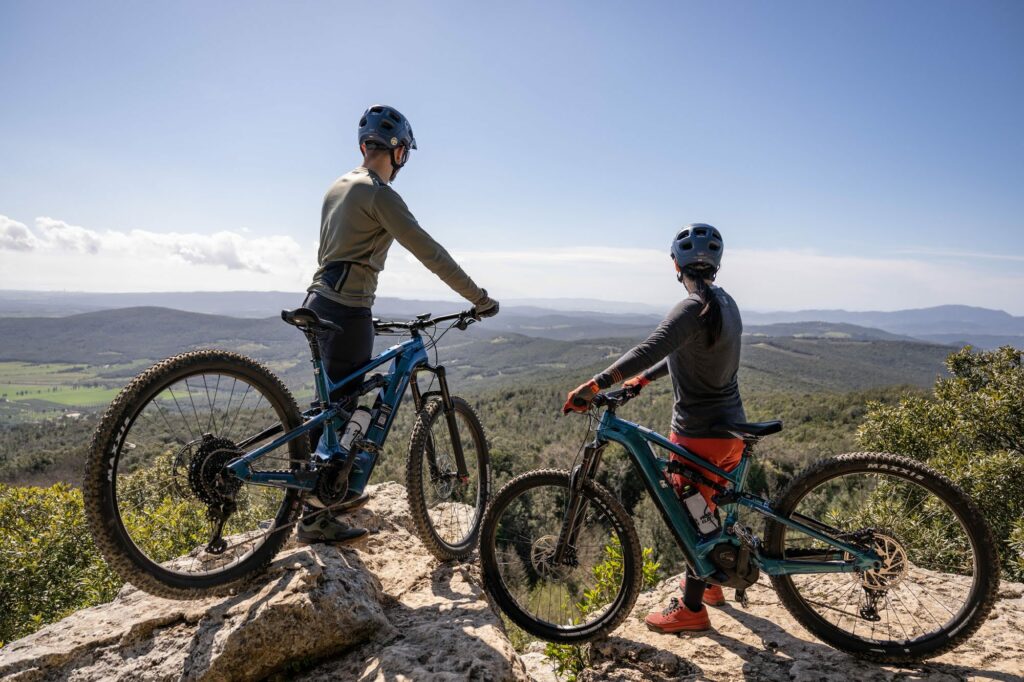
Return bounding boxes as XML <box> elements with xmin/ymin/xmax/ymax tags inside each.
<box><xmin>84</xmin><ymin>350</ymin><xmax>307</xmax><ymax>599</ymax></box>
<box><xmin>479</xmin><ymin>469</ymin><xmax>642</xmax><ymax>644</ymax></box>
<box><xmin>406</xmin><ymin>395</ymin><xmax>489</xmax><ymax>560</ymax></box>
<box><xmin>764</xmin><ymin>452</ymin><xmax>1000</xmax><ymax>662</ymax></box>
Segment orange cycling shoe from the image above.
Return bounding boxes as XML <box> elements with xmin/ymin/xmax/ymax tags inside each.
<box><xmin>703</xmin><ymin>584</ymin><xmax>727</xmax><ymax>606</ymax></box>
<box><xmin>644</xmin><ymin>598</ymin><xmax>712</xmax><ymax>633</ymax></box>
<box><xmin>676</xmin><ymin>579</ymin><xmax>726</xmax><ymax>606</ymax></box>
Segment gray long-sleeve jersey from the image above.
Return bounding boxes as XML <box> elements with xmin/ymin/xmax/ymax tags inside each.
<box><xmin>593</xmin><ymin>287</ymin><xmax>746</xmax><ymax>436</ymax></box>
<box><xmin>308</xmin><ymin>167</ymin><xmax>486</xmax><ymax>308</ymax></box>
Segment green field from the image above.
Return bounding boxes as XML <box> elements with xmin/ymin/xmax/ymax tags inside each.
<box><xmin>0</xmin><ymin>362</ymin><xmax>135</xmax><ymax>416</ymax></box>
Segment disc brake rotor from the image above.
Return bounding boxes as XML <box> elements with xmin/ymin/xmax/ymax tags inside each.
<box><xmin>853</xmin><ymin>531</ymin><xmax>909</xmax><ymax>590</ymax></box>
<box><xmin>531</xmin><ymin>534</ymin><xmax>574</xmax><ymax>582</ymax></box>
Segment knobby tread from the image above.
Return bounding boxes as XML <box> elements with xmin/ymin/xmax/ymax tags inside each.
<box><xmin>405</xmin><ymin>395</ymin><xmax>490</xmax><ymax>561</ymax></box>
<box><xmin>764</xmin><ymin>451</ymin><xmax>1000</xmax><ymax>663</ymax></box>
<box><xmin>479</xmin><ymin>468</ymin><xmax>643</xmax><ymax>644</ymax></box>
<box><xmin>84</xmin><ymin>349</ymin><xmax>306</xmax><ymax>600</ymax></box>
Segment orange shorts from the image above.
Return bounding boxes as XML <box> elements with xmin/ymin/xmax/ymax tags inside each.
<box><xmin>668</xmin><ymin>432</ymin><xmax>744</xmax><ymax>512</ymax></box>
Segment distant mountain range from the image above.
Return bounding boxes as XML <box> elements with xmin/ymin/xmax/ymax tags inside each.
<box><xmin>0</xmin><ymin>290</ymin><xmax>1021</xmax><ymax>349</ymax></box>
<box><xmin>0</xmin><ymin>306</ymin><xmax>952</xmax><ymax>397</ymax></box>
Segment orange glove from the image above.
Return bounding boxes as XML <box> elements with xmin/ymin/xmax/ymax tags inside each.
<box><xmin>623</xmin><ymin>374</ymin><xmax>651</xmax><ymax>392</ymax></box>
<box><xmin>563</xmin><ymin>380</ymin><xmax>600</xmax><ymax>414</ymax></box>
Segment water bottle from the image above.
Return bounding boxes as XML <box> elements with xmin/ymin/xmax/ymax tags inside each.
<box><xmin>682</xmin><ymin>488</ymin><xmax>720</xmax><ymax>537</ymax></box>
<box><xmin>343</xmin><ymin>407</ymin><xmax>374</xmax><ymax>494</ymax></box>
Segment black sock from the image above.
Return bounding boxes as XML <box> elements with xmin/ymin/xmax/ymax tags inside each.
<box><xmin>683</xmin><ymin>574</ymin><xmax>706</xmax><ymax>612</ymax></box>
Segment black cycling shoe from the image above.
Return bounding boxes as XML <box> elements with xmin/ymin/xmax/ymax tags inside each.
<box><xmin>297</xmin><ymin>514</ymin><xmax>368</xmax><ymax>545</ymax></box>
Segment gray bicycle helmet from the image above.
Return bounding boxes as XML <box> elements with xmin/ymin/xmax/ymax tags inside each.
<box><xmin>358</xmin><ymin>105</ymin><xmax>417</xmax><ymax>151</ymax></box>
<box><xmin>671</xmin><ymin>223</ymin><xmax>724</xmax><ymax>272</ymax></box>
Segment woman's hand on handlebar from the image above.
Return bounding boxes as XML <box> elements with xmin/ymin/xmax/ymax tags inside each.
<box><xmin>623</xmin><ymin>374</ymin><xmax>650</xmax><ymax>394</ymax></box>
<box><xmin>563</xmin><ymin>379</ymin><xmax>599</xmax><ymax>415</ymax></box>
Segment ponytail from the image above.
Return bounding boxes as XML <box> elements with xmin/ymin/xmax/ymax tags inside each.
<box><xmin>684</xmin><ymin>265</ymin><xmax>722</xmax><ymax>346</ymax></box>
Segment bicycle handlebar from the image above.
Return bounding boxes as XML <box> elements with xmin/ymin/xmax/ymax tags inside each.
<box><xmin>373</xmin><ymin>309</ymin><xmax>479</xmax><ymax>333</ymax></box>
<box><xmin>582</xmin><ymin>385</ymin><xmax>642</xmax><ymax>411</ymax></box>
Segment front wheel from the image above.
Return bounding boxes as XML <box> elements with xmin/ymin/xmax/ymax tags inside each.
<box><xmin>764</xmin><ymin>452</ymin><xmax>1000</xmax><ymax>662</ymax></box>
<box><xmin>479</xmin><ymin>469</ymin><xmax>642</xmax><ymax>644</ymax></box>
<box><xmin>406</xmin><ymin>395</ymin><xmax>490</xmax><ymax>560</ymax></box>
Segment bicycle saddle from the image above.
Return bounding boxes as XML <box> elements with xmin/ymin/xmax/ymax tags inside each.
<box><xmin>711</xmin><ymin>420</ymin><xmax>783</xmax><ymax>440</ymax></box>
<box><xmin>280</xmin><ymin>307</ymin><xmax>345</xmax><ymax>334</ymax></box>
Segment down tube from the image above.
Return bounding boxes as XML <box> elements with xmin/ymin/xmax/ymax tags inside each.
<box><xmin>345</xmin><ymin>351</ymin><xmax>423</xmax><ymax>491</ymax></box>
<box><xmin>600</xmin><ymin>425</ymin><xmax>717</xmax><ymax>577</ymax></box>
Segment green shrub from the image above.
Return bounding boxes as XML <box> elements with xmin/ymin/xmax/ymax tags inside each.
<box><xmin>858</xmin><ymin>346</ymin><xmax>1024</xmax><ymax>580</ymax></box>
<box><xmin>0</xmin><ymin>483</ymin><xmax>119</xmax><ymax>646</ymax></box>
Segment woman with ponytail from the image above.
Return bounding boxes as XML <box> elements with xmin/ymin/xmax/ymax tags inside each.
<box><xmin>563</xmin><ymin>223</ymin><xmax>745</xmax><ymax>633</ymax></box>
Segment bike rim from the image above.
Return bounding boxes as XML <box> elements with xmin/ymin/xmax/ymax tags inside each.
<box><xmin>419</xmin><ymin>409</ymin><xmax>483</xmax><ymax>549</ymax></box>
<box><xmin>779</xmin><ymin>469</ymin><xmax>980</xmax><ymax>647</ymax></box>
<box><xmin>112</xmin><ymin>369</ymin><xmax>297</xmax><ymax>578</ymax></box>
<box><xmin>490</xmin><ymin>479</ymin><xmax>628</xmax><ymax>630</ymax></box>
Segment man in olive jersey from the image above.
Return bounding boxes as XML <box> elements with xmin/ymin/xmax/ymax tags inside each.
<box><xmin>298</xmin><ymin>105</ymin><xmax>498</xmax><ymax>544</ymax></box>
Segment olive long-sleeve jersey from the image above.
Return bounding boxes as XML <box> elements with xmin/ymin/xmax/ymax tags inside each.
<box><xmin>593</xmin><ymin>287</ymin><xmax>746</xmax><ymax>436</ymax></box>
<box><xmin>308</xmin><ymin>167</ymin><xmax>486</xmax><ymax>308</ymax></box>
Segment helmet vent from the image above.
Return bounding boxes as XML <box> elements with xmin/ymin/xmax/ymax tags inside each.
<box><xmin>677</xmin><ymin>229</ymin><xmax>690</xmax><ymax>240</ymax></box>
<box><xmin>709</xmin><ymin>243</ymin><xmax>721</xmax><ymax>251</ymax></box>
<box><xmin>370</xmin><ymin>106</ymin><xmax>384</xmax><ymax>113</ymax></box>
<box><xmin>681</xmin><ymin>242</ymin><xmax>693</xmax><ymax>250</ymax></box>
<box><xmin>380</xmin><ymin>119</ymin><xmax>395</xmax><ymax>131</ymax></box>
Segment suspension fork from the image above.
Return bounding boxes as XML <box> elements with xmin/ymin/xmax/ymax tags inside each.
<box><xmin>412</xmin><ymin>365</ymin><xmax>469</xmax><ymax>480</ymax></box>
<box><xmin>553</xmin><ymin>440</ymin><xmax>606</xmax><ymax>563</ymax></box>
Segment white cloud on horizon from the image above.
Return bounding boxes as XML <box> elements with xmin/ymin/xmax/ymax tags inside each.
<box><xmin>2</xmin><ymin>214</ymin><xmax>1023</xmax><ymax>314</ymax></box>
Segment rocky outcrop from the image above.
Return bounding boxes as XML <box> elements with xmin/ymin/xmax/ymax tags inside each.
<box><xmin>2</xmin><ymin>482</ymin><xmax>1021</xmax><ymax>681</ymax></box>
<box><xmin>0</xmin><ymin>482</ymin><xmax>529</xmax><ymax>682</ymax></box>
<box><xmin>577</xmin><ymin>574</ymin><xmax>1024</xmax><ymax>682</ymax></box>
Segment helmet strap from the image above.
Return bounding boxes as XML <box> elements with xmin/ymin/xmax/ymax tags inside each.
<box><xmin>388</xmin><ymin>147</ymin><xmax>407</xmax><ymax>181</ymax></box>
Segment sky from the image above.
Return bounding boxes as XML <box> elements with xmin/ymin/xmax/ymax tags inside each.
<box><xmin>1</xmin><ymin>1</ymin><xmax>1022</xmax><ymax>313</ymax></box>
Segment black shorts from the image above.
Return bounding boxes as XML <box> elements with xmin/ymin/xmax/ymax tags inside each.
<box><xmin>301</xmin><ymin>292</ymin><xmax>375</xmax><ymax>406</ymax></box>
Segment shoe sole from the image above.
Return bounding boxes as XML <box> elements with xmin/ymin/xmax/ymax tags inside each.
<box><xmin>645</xmin><ymin>621</ymin><xmax>712</xmax><ymax>634</ymax></box>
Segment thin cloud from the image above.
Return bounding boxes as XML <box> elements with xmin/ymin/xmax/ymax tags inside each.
<box><xmin>0</xmin><ymin>216</ymin><xmax>37</xmax><ymax>251</ymax></box>
<box><xmin>3</xmin><ymin>214</ymin><xmax>1023</xmax><ymax>314</ymax></box>
<box><xmin>893</xmin><ymin>247</ymin><xmax>1024</xmax><ymax>264</ymax></box>
<box><xmin>0</xmin><ymin>215</ymin><xmax>306</xmax><ymax>277</ymax></box>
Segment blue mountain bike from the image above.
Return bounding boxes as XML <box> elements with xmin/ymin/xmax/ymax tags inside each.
<box><xmin>85</xmin><ymin>307</ymin><xmax>490</xmax><ymax>598</ymax></box>
<box><xmin>479</xmin><ymin>387</ymin><xmax>999</xmax><ymax>662</ymax></box>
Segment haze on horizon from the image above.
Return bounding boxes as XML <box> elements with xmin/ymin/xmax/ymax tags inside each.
<box><xmin>1</xmin><ymin>1</ymin><xmax>1022</xmax><ymax>313</ymax></box>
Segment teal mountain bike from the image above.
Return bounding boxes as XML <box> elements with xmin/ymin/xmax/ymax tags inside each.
<box><xmin>479</xmin><ymin>387</ymin><xmax>1000</xmax><ymax>662</ymax></box>
<box><xmin>85</xmin><ymin>307</ymin><xmax>490</xmax><ymax>599</ymax></box>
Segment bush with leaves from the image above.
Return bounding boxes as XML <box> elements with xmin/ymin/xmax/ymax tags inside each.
<box><xmin>544</xmin><ymin>539</ymin><xmax>661</xmax><ymax>681</ymax></box>
<box><xmin>0</xmin><ymin>483</ymin><xmax>119</xmax><ymax>645</ymax></box>
<box><xmin>858</xmin><ymin>346</ymin><xmax>1024</xmax><ymax>580</ymax></box>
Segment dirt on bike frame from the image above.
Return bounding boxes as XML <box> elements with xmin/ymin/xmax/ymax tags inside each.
<box><xmin>226</xmin><ymin>310</ymin><xmax>474</xmax><ymax>493</ymax></box>
<box><xmin>563</xmin><ymin>389</ymin><xmax>884</xmax><ymax>583</ymax></box>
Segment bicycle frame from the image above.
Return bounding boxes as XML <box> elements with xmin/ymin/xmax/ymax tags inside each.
<box><xmin>587</xmin><ymin>407</ymin><xmax>883</xmax><ymax>580</ymax></box>
<box><xmin>225</xmin><ymin>331</ymin><xmax>445</xmax><ymax>491</ymax></box>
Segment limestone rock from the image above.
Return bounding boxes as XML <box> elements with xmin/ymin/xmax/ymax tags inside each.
<box><xmin>0</xmin><ymin>482</ymin><xmax>527</xmax><ymax>682</ymax></box>
<box><xmin>590</xmin><ymin>573</ymin><xmax>1024</xmax><ymax>681</ymax></box>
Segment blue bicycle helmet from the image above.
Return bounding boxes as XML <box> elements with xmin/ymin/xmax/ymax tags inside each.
<box><xmin>671</xmin><ymin>223</ymin><xmax>724</xmax><ymax>272</ymax></box>
<box><xmin>358</xmin><ymin>105</ymin><xmax>417</xmax><ymax>151</ymax></box>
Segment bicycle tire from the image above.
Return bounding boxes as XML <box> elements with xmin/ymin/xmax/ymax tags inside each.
<box><xmin>479</xmin><ymin>469</ymin><xmax>642</xmax><ymax>644</ymax></box>
<box><xmin>763</xmin><ymin>452</ymin><xmax>1000</xmax><ymax>662</ymax></box>
<box><xmin>406</xmin><ymin>395</ymin><xmax>489</xmax><ymax>560</ymax></box>
<box><xmin>84</xmin><ymin>350</ymin><xmax>307</xmax><ymax>599</ymax></box>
